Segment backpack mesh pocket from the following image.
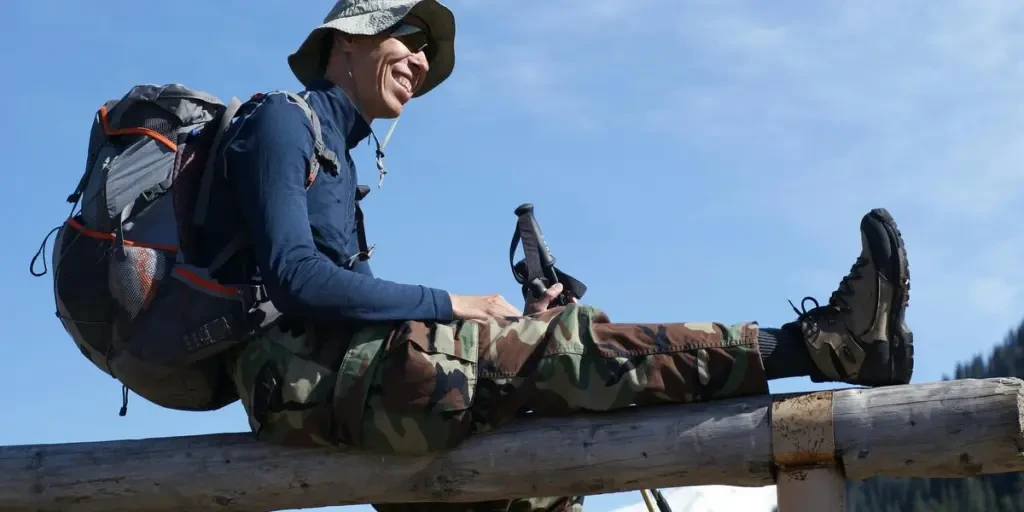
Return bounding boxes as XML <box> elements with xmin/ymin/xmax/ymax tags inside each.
<box><xmin>110</xmin><ymin>244</ymin><xmax>174</xmax><ymax>321</ymax></box>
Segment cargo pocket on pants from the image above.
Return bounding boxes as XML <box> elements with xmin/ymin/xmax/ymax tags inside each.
<box><xmin>336</xmin><ymin>321</ymin><xmax>479</xmax><ymax>455</ymax></box>
<box><xmin>232</xmin><ymin>330</ymin><xmax>337</xmax><ymax>447</ymax></box>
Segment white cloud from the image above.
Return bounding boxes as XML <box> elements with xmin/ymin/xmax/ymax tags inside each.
<box><xmin>656</xmin><ymin>1</ymin><xmax>1024</xmax><ymax>221</ymax></box>
<box><xmin>967</xmin><ymin>277</ymin><xmax>1019</xmax><ymax>316</ymax></box>
<box><xmin>447</xmin><ymin>0</ymin><xmax>1024</xmax><ymax>223</ymax></box>
<box><xmin>441</xmin><ymin>0</ymin><xmax>678</xmax><ymax>129</ymax></box>
<box><xmin>455</xmin><ymin>1</ymin><xmax>1024</xmax><ymax>226</ymax></box>
<box><xmin>610</xmin><ymin>485</ymin><xmax>778</xmax><ymax>512</ymax></box>
<box><xmin>442</xmin><ymin>39</ymin><xmax>598</xmax><ymax>129</ymax></box>
<box><xmin>961</xmin><ymin>234</ymin><xmax>1024</xmax><ymax>318</ymax></box>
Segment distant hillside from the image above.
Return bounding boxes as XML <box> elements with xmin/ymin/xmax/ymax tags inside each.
<box><xmin>847</xmin><ymin>320</ymin><xmax>1024</xmax><ymax>512</ymax></box>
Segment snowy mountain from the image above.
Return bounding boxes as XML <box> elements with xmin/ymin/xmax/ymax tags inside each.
<box><xmin>609</xmin><ymin>485</ymin><xmax>778</xmax><ymax>512</ymax></box>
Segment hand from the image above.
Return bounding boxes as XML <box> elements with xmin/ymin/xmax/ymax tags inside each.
<box><xmin>524</xmin><ymin>282</ymin><xmax>577</xmax><ymax>315</ymax></box>
<box><xmin>450</xmin><ymin>293</ymin><xmax>523</xmax><ymax>320</ymax></box>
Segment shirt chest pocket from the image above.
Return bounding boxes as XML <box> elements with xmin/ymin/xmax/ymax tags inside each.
<box><xmin>309</xmin><ymin>171</ymin><xmax>354</xmax><ymax>221</ymax></box>
<box><xmin>306</xmin><ymin>173</ymin><xmax>361</xmax><ymax>263</ymax></box>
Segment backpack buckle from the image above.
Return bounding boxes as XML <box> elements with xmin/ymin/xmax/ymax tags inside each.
<box><xmin>140</xmin><ymin>187</ymin><xmax>158</xmax><ymax>203</ymax></box>
<box><xmin>315</xmin><ymin>144</ymin><xmax>339</xmax><ymax>176</ymax></box>
<box><xmin>343</xmin><ymin>244</ymin><xmax>375</xmax><ymax>268</ymax></box>
<box><xmin>113</xmin><ymin>223</ymin><xmax>127</xmax><ymax>261</ymax></box>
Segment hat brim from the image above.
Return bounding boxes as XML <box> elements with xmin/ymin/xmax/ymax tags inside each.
<box><xmin>288</xmin><ymin>0</ymin><xmax>455</xmax><ymax>98</ymax></box>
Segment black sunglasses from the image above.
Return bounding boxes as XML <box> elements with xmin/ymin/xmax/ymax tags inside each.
<box><xmin>388</xmin><ymin>21</ymin><xmax>437</xmax><ymax>63</ymax></box>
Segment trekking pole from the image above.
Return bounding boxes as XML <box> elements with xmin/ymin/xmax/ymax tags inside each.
<box><xmin>641</xmin><ymin>489</ymin><xmax>656</xmax><ymax>512</ymax></box>
<box><xmin>509</xmin><ymin>203</ymin><xmax>586</xmax><ymax>306</ymax></box>
<box><xmin>652</xmin><ymin>489</ymin><xmax>672</xmax><ymax>512</ymax></box>
<box><xmin>509</xmin><ymin>203</ymin><xmax>674</xmax><ymax>512</ymax></box>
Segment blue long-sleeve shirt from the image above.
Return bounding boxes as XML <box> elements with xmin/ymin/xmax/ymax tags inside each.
<box><xmin>198</xmin><ymin>80</ymin><xmax>453</xmax><ymax>323</ymax></box>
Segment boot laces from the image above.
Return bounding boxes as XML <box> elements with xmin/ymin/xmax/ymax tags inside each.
<box><xmin>830</xmin><ymin>255</ymin><xmax>868</xmax><ymax>311</ymax></box>
<box><xmin>788</xmin><ymin>255</ymin><xmax>869</xmax><ymax>334</ymax></box>
<box><xmin>788</xmin><ymin>296</ymin><xmax>829</xmax><ymax>338</ymax></box>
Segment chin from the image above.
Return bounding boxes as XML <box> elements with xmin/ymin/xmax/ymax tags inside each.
<box><xmin>378</xmin><ymin>97</ymin><xmax>405</xmax><ymax>119</ymax></box>
<box><xmin>376</xmin><ymin>107</ymin><xmax>403</xmax><ymax>119</ymax></box>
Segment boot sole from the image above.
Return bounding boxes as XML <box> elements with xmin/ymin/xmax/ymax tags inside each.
<box><xmin>867</xmin><ymin>208</ymin><xmax>913</xmax><ymax>385</ymax></box>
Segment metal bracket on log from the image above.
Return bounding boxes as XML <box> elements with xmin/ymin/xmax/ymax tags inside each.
<box><xmin>772</xmin><ymin>391</ymin><xmax>846</xmax><ymax>512</ymax></box>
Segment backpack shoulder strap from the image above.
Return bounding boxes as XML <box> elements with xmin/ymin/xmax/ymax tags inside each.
<box><xmin>286</xmin><ymin>92</ymin><xmax>373</xmax><ymax>269</ymax></box>
<box><xmin>192</xmin><ymin>96</ymin><xmax>244</xmax><ymax>229</ymax></box>
<box><xmin>283</xmin><ymin>91</ymin><xmax>339</xmax><ymax>187</ymax></box>
<box><xmin>194</xmin><ymin>90</ymin><xmax>338</xmax><ymax>231</ymax></box>
<box><xmin>204</xmin><ymin>90</ymin><xmax>341</xmax><ymax>275</ymax></box>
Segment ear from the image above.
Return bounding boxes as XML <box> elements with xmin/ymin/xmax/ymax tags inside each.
<box><xmin>334</xmin><ymin>32</ymin><xmax>354</xmax><ymax>53</ymax></box>
<box><xmin>338</xmin><ymin>32</ymin><xmax>379</xmax><ymax>54</ymax></box>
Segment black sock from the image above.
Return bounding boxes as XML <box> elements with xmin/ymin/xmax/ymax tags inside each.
<box><xmin>758</xmin><ymin>325</ymin><xmax>815</xmax><ymax>380</ymax></box>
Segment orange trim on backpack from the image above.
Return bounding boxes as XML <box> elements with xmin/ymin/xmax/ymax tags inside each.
<box><xmin>67</xmin><ymin>218</ymin><xmax>240</xmax><ymax>297</ymax></box>
<box><xmin>98</xmin><ymin>105</ymin><xmax>178</xmax><ymax>152</ymax></box>
<box><xmin>67</xmin><ymin>217</ymin><xmax>179</xmax><ymax>253</ymax></box>
<box><xmin>173</xmin><ymin>267</ymin><xmax>240</xmax><ymax>296</ymax></box>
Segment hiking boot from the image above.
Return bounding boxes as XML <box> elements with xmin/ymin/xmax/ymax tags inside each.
<box><xmin>788</xmin><ymin>208</ymin><xmax>913</xmax><ymax>386</ymax></box>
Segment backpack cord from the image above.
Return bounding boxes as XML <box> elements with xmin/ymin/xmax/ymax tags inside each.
<box><xmin>29</xmin><ymin>227</ymin><xmax>60</xmax><ymax>277</ymax></box>
<box><xmin>30</xmin><ymin>201</ymin><xmax>80</xmax><ymax>278</ymax></box>
<box><xmin>104</xmin><ymin>329</ymin><xmax>130</xmax><ymax>417</ymax></box>
<box><xmin>371</xmin><ymin>117</ymin><xmax>400</xmax><ymax>189</ymax></box>
<box><xmin>344</xmin><ymin>57</ymin><xmax>398</xmax><ymax>190</ymax></box>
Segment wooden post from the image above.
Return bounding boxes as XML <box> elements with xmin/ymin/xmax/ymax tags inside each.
<box><xmin>772</xmin><ymin>392</ymin><xmax>846</xmax><ymax>511</ymax></box>
<box><xmin>1</xmin><ymin>378</ymin><xmax>1023</xmax><ymax>511</ymax></box>
<box><xmin>777</xmin><ymin>468</ymin><xmax>846</xmax><ymax>512</ymax></box>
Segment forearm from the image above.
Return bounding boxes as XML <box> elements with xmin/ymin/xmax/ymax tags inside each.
<box><xmin>264</xmin><ymin>252</ymin><xmax>453</xmax><ymax>323</ymax></box>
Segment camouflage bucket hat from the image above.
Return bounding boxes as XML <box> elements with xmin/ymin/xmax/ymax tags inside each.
<box><xmin>288</xmin><ymin>0</ymin><xmax>456</xmax><ymax>98</ymax></box>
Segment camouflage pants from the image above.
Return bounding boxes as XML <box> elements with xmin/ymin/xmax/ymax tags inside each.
<box><xmin>227</xmin><ymin>304</ymin><xmax>769</xmax><ymax>512</ymax></box>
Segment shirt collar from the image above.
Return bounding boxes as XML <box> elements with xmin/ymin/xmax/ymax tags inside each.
<box><xmin>305</xmin><ymin>79</ymin><xmax>373</xmax><ymax>150</ymax></box>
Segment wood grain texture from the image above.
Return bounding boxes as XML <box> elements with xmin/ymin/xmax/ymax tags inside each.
<box><xmin>2</xmin><ymin>378</ymin><xmax>1022</xmax><ymax>512</ymax></box>
<box><xmin>833</xmin><ymin>377</ymin><xmax>1024</xmax><ymax>480</ymax></box>
<box><xmin>0</xmin><ymin>397</ymin><xmax>773</xmax><ymax>511</ymax></box>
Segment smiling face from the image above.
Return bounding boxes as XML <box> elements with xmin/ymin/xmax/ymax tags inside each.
<box><xmin>329</xmin><ymin>24</ymin><xmax>432</xmax><ymax>121</ymax></box>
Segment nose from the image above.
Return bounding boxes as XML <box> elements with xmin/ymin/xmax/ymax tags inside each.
<box><xmin>408</xmin><ymin>50</ymin><xmax>429</xmax><ymax>80</ymax></box>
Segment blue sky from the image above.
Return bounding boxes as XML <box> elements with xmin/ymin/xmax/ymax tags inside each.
<box><xmin>3</xmin><ymin>0</ymin><xmax>1024</xmax><ymax>511</ymax></box>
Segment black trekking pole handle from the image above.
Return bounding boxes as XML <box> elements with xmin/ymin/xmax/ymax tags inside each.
<box><xmin>514</xmin><ymin>203</ymin><xmax>557</xmax><ymax>269</ymax></box>
<box><xmin>514</xmin><ymin>203</ymin><xmax>562</xmax><ymax>301</ymax></box>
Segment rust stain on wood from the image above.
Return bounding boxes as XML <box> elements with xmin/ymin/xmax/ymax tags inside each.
<box><xmin>772</xmin><ymin>391</ymin><xmax>836</xmax><ymax>468</ymax></box>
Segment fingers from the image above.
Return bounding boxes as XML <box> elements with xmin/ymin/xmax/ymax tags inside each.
<box><xmin>543</xmin><ymin>283</ymin><xmax>564</xmax><ymax>302</ymax></box>
<box><xmin>524</xmin><ymin>283</ymin><xmax>565</xmax><ymax>315</ymax></box>
<box><xmin>450</xmin><ymin>292</ymin><xmax>529</xmax><ymax>320</ymax></box>
<box><xmin>489</xmin><ymin>294</ymin><xmax>522</xmax><ymax>317</ymax></box>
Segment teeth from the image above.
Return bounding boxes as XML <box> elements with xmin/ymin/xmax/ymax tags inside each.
<box><xmin>396</xmin><ymin>76</ymin><xmax>412</xmax><ymax>93</ymax></box>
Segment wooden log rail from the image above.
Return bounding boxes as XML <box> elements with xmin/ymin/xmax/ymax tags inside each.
<box><xmin>2</xmin><ymin>378</ymin><xmax>1023</xmax><ymax>512</ymax></box>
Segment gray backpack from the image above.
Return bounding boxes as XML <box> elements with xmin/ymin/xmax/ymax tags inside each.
<box><xmin>32</xmin><ymin>84</ymin><xmax>338</xmax><ymax>414</ymax></box>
